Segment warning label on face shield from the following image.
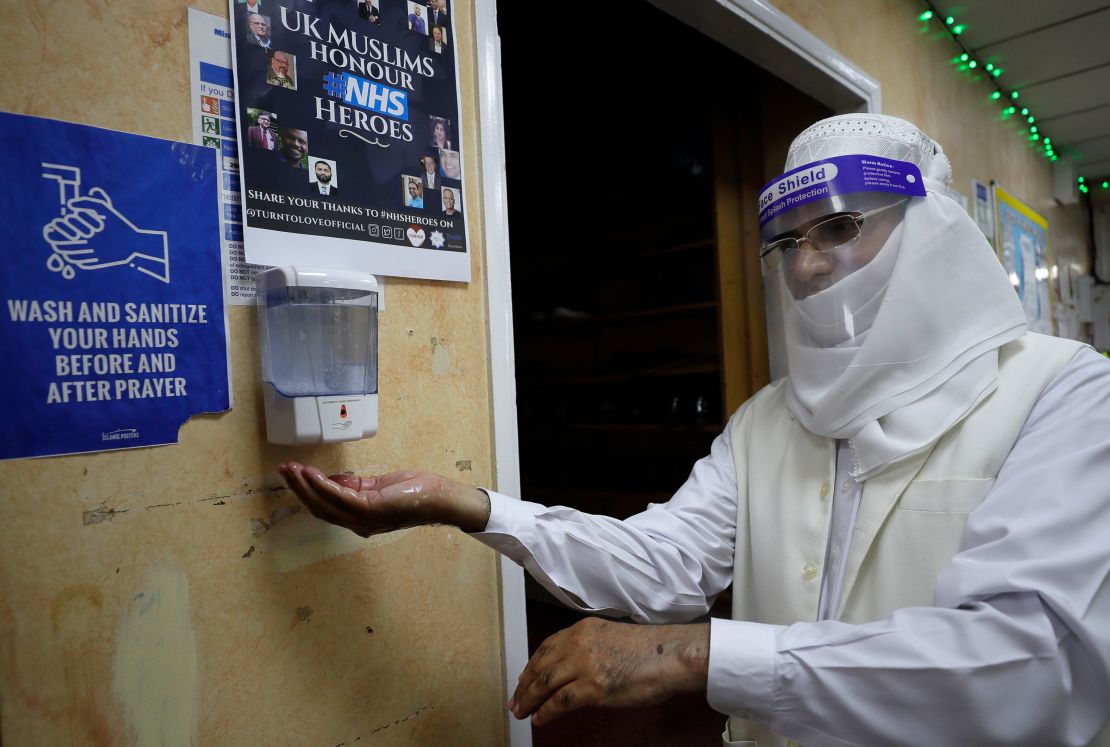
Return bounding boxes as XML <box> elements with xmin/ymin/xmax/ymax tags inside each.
<box><xmin>758</xmin><ymin>155</ymin><xmax>927</xmax><ymax>227</ymax></box>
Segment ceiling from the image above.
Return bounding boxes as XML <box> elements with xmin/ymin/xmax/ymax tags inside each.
<box><xmin>933</xmin><ymin>1</ymin><xmax>1110</xmax><ymax>183</ymax></box>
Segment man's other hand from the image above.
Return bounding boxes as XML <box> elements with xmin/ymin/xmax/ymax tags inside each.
<box><xmin>509</xmin><ymin>618</ymin><xmax>710</xmax><ymax>726</ymax></box>
<box><xmin>278</xmin><ymin>462</ymin><xmax>491</xmax><ymax>537</ymax></box>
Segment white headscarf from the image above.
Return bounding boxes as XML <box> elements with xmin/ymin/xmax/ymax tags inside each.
<box><xmin>780</xmin><ymin>114</ymin><xmax>1027</xmax><ymax>480</ymax></box>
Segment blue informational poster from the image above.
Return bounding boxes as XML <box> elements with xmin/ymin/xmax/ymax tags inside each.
<box><xmin>0</xmin><ymin>112</ymin><xmax>231</xmax><ymax>460</ymax></box>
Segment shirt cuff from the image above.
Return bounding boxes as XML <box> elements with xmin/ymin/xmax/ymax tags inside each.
<box><xmin>467</xmin><ymin>489</ymin><xmax>544</xmax><ymax>565</ymax></box>
<box><xmin>707</xmin><ymin>617</ymin><xmax>785</xmax><ymax>721</ymax></box>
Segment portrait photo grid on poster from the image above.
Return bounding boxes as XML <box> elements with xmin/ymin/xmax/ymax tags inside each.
<box><xmin>228</xmin><ymin>0</ymin><xmax>468</xmax><ymax>280</ymax></box>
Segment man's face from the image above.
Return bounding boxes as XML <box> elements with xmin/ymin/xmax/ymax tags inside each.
<box><xmin>780</xmin><ymin>202</ymin><xmax>904</xmax><ymax>300</ymax></box>
<box><xmin>408</xmin><ymin>181</ymin><xmax>419</xmax><ymax>197</ymax></box>
<box><xmin>281</xmin><ymin>129</ymin><xmax>307</xmax><ymax>163</ymax></box>
<box><xmin>443</xmin><ymin>189</ymin><xmax>455</xmax><ymax>211</ymax></box>
<box><xmin>314</xmin><ymin>161</ymin><xmax>332</xmax><ymax>183</ymax></box>
<box><xmin>432</xmin><ymin>27</ymin><xmax>443</xmax><ymax>43</ymax></box>
<box><xmin>437</xmin><ymin>0</ymin><xmax>445</xmax><ymax>10</ymax></box>
<box><xmin>257</xmin><ymin>114</ymin><xmax>270</xmax><ymax>129</ymax></box>
<box><xmin>413</xmin><ymin>6</ymin><xmax>421</xmax><ymax>16</ymax></box>
<box><xmin>248</xmin><ymin>15</ymin><xmax>268</xmax><ymax>39</ymax></box>
<box><xmin>422</xmin><ymin>156</ymin><xmax>436</xmax><ymax>174</ymax></box>
<box><xmin>271</xmin><ymin>52</ymin><xmax>289</xmax><ymax>75</ymax></box>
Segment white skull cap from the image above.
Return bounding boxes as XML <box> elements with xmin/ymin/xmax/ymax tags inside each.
<box><xmin>785</xmin><ymin>114</ymin><xmax>953</xmax><ymax>188</ymax></box>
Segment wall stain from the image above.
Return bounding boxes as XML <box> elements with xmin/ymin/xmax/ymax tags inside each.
<box><xmin>205</xmin><ymin>485</ymin><xmax>286</xmax><ymax>504</ymax></box>
<box><xmin>242</xmin><ymin>545</ymin><xmax>256</xmax><ymax>559</ymax></box>
<box><xmin>431</xmin><ymin>336</ymin><xmax>452</xmax><ymax>376</ymax></box>
<box><xmin>50</xmin><ymin>585</ymin><xmax>104</xmax><ymax>636</ymax></box>
<box><xmin>251</xmin><ymin>505</ymin><xmax>301</xmax><ymax>537</ymax></box>
<box><xmin>113</xmin><ymin>566</ymin><xmax>198</xmax><ymax>747</ymax></box>
<box><xmin>83</xmin><ymin>504</ymin><xmax>129</xmax><ymax>525</ymax></box>
<box><xmin>295</xmin><ymin>606</ymin><xmax>313</xmax><ymax>623</ymax></box>
<box><xmin>454</xmin><ymin>460</ymin><xmax>472</xmax><ymax>472</ymax></box>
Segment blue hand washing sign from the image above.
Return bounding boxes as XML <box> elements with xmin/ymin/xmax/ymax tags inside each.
<box><xmin>0</xmin><ymin>112</ymin><xmax>230</xmax><ymax>460</ymax></box>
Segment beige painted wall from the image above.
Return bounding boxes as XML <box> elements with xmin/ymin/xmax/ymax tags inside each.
<box><xmin>775</xmin><ymin>0</ymin><xmax>1090</xmax><ymax>282</ymax></box>
<box><xmin>0</xmin><ymin>2</ymin><xmax>508</xmax><ymax>745</ymax></box>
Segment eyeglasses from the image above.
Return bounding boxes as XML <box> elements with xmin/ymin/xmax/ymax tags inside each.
<box><xmin>760</xmin><ymin>200</ymin><xmax>906</xmax><ymax>272</ymax></box>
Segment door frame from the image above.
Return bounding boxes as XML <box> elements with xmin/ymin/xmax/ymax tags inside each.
<box><xmin>473</xmin><ymin>2</ymin><xmax>879</xmax><ymax>745</ymax></box>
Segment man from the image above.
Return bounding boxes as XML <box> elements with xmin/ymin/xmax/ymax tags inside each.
<box><xmin>441</xmin><ymin>187</ymin><xmax>458</xmax><ymax>216</ymax></box>
<box><xmin>428</xmin><ymin>0</ymin><xmax>448</xmax><ymax>28</ymax></box>
<box><xmin>247</xmin><ymin>112</ymin><xmax>275</xmax><ymax>150</ymax></box>
<box><xmin>279</xmin><ymin>114</ymin><xmax>1110</xmax><ymax>746</ymax></box>
<box><xmin>419</xmin><ymin>155</ymin><xmax>438</xmax><ymax>190</ymax></box>
<box><xmin>358</xmin><ymin>0</ymin><xmax>380</xmax><ymax>23</ymax></box>
<box><xmin>244</xmin><ymin>13</ymin><xmax>271</xmax><ymax>48</ymax></box>
<box><xmin>278</xmin><ymin>128</ymin><xmax>307</xmax><ymax>168</ymax></box>
<box><xmin>310</xmin><ymin>159</ymin><xmax>337</xmax><ymax>196</ymax></box>
<box><xmin>429</xmin><ymin>25</ymin><xmax>446</xmax><ymax>54</ymax></box>
<box><xmin>407</xmin><ymin>4</ymin><xmax>426</xmax><ymax>34</ymax></box>
<box><xmin>266</xmin><ymin>50</ymin><xmax>295</xmax><ymax>89</ymax></box>
<box><xmin>404</xmin><ymin>178</ymin><xmax>423</xmax><ymax>208</ymax></box>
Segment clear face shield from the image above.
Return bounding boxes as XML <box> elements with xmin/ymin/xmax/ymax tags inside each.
<box><xmin>758</xmin><ymin>155</ymin><xmax>925</xmax><ymax>346</ymax></box>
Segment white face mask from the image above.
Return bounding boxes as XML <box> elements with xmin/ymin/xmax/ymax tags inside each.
<box><xmin>782</xmin><ymin>195</ymin><xmax>1027</xmax><ymax>480</ymax></box>
<box><xmin>789</xmin><ymin>222</ymin><xmax>904</xmax><ymax>349</ymax></box>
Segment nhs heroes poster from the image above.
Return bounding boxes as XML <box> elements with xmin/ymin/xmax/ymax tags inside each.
<box><xmin>0</xmin><ymin>113</ymin><xmax>231</xmax><ymax>461</ymax></box>
<box><xmin>229</xmin><ymin>0</ymin><xmax>470</xmax><ymax>282</ymax></box>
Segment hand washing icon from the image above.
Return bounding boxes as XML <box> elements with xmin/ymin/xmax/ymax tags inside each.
<box><xmin>40</xmin><ymin>163</ymin><xmax>171</xmax><ymax>283</ymax></box>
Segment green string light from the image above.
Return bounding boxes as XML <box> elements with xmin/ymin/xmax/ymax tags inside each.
<box><xmin>1103</xmin><ymin>181</ymin><xmax>1109</xmax><ymax>189</ymax></box>
<box><xmin>1080</xmin><ymin>184</ymin><xmax>1089</xmax><ymax>193</ymax></box>
<box><xmin>1079</xmin><ymin>176</ymin><xmax>1086</xmax><ymax>183</ymax></box>
<box><xmin>923</xmin><ymin>11</ymin><xmax>1072</xmax><ymax>163</ymax></box>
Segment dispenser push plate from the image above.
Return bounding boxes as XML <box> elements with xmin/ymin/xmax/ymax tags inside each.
<box><xmin>319</xmin><ymin>396</ymin><xmax>363</xmax><ymax>442</ymax></box>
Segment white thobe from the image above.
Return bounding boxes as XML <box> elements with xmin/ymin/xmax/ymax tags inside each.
<box><xmin>473</xmin><ymin>347</ymin><xmax>1110</xmax><ymax>745</ymax></box>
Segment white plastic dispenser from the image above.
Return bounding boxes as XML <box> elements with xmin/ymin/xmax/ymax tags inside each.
<box><xmin>257</xmin><ymin>266</ymin><xmax>379</xmax><ymax>444</ymax></box>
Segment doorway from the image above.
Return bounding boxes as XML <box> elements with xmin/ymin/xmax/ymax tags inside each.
<box><xmin>495</xmin><ymin>2</ymin><xmax>832</xmax><ymax>743</ymax></box>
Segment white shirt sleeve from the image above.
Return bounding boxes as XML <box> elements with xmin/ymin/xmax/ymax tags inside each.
<box><xmin>470</xmin><ymin>402</ymin><xmax>747</xmax><ymax>623</ymax></box>
<box><xmin>707</xmin><ymin>347</ymin><xmax>1110</xmax><ymax>746</ymax></box>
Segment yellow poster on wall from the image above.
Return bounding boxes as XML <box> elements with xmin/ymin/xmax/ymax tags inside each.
<box><xmin>993</xmin><ymin>185</ymin><xmax>1052</xmax><ymax>334</ymax></box>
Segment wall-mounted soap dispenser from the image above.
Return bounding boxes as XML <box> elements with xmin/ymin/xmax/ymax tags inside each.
<box><xmin>257</xmin><ymin>266</ymin><xmax>378</xmax><ymax>444</ymax></box>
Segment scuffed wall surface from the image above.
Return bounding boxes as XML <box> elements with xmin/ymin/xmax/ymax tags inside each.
<box><xmin>0</xmin><ymin>1</ymin><xmax>507</xmax><ymax>745</ymax></box>
<box><xmin>773</xmin><ymin>0</ymin><xmax>1089</xmax><ymax>277</ymax></box>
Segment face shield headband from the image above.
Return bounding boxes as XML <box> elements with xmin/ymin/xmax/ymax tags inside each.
<box><xmin>758</xmin><ymin>154</ymin><xmax>928</xmax><ymax>245</ymax></box>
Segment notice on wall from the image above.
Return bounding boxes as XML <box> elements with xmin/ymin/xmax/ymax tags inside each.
<box><xmin>972</xmin><ymin>179</ymin><xmax>994</xmax><ymax>241</ymax></box>
<box><xmin>0</xmin><ymin>112</ymin><xmax>231</xmax><ymax>460</ymax></box>
<box><xmin>994</xmin><ymin>184</ymin><xmax>1051</xmax><ymax>335</ymax></box>
<box><xmin>228</xmin><ymin>0</ymin><xmax>470</xmax><ymax>281</ymax></box>
<box><xmin>190</xmin><ymin>7</ymin><xmax>270</xmax><ymax>306</ymax></box>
